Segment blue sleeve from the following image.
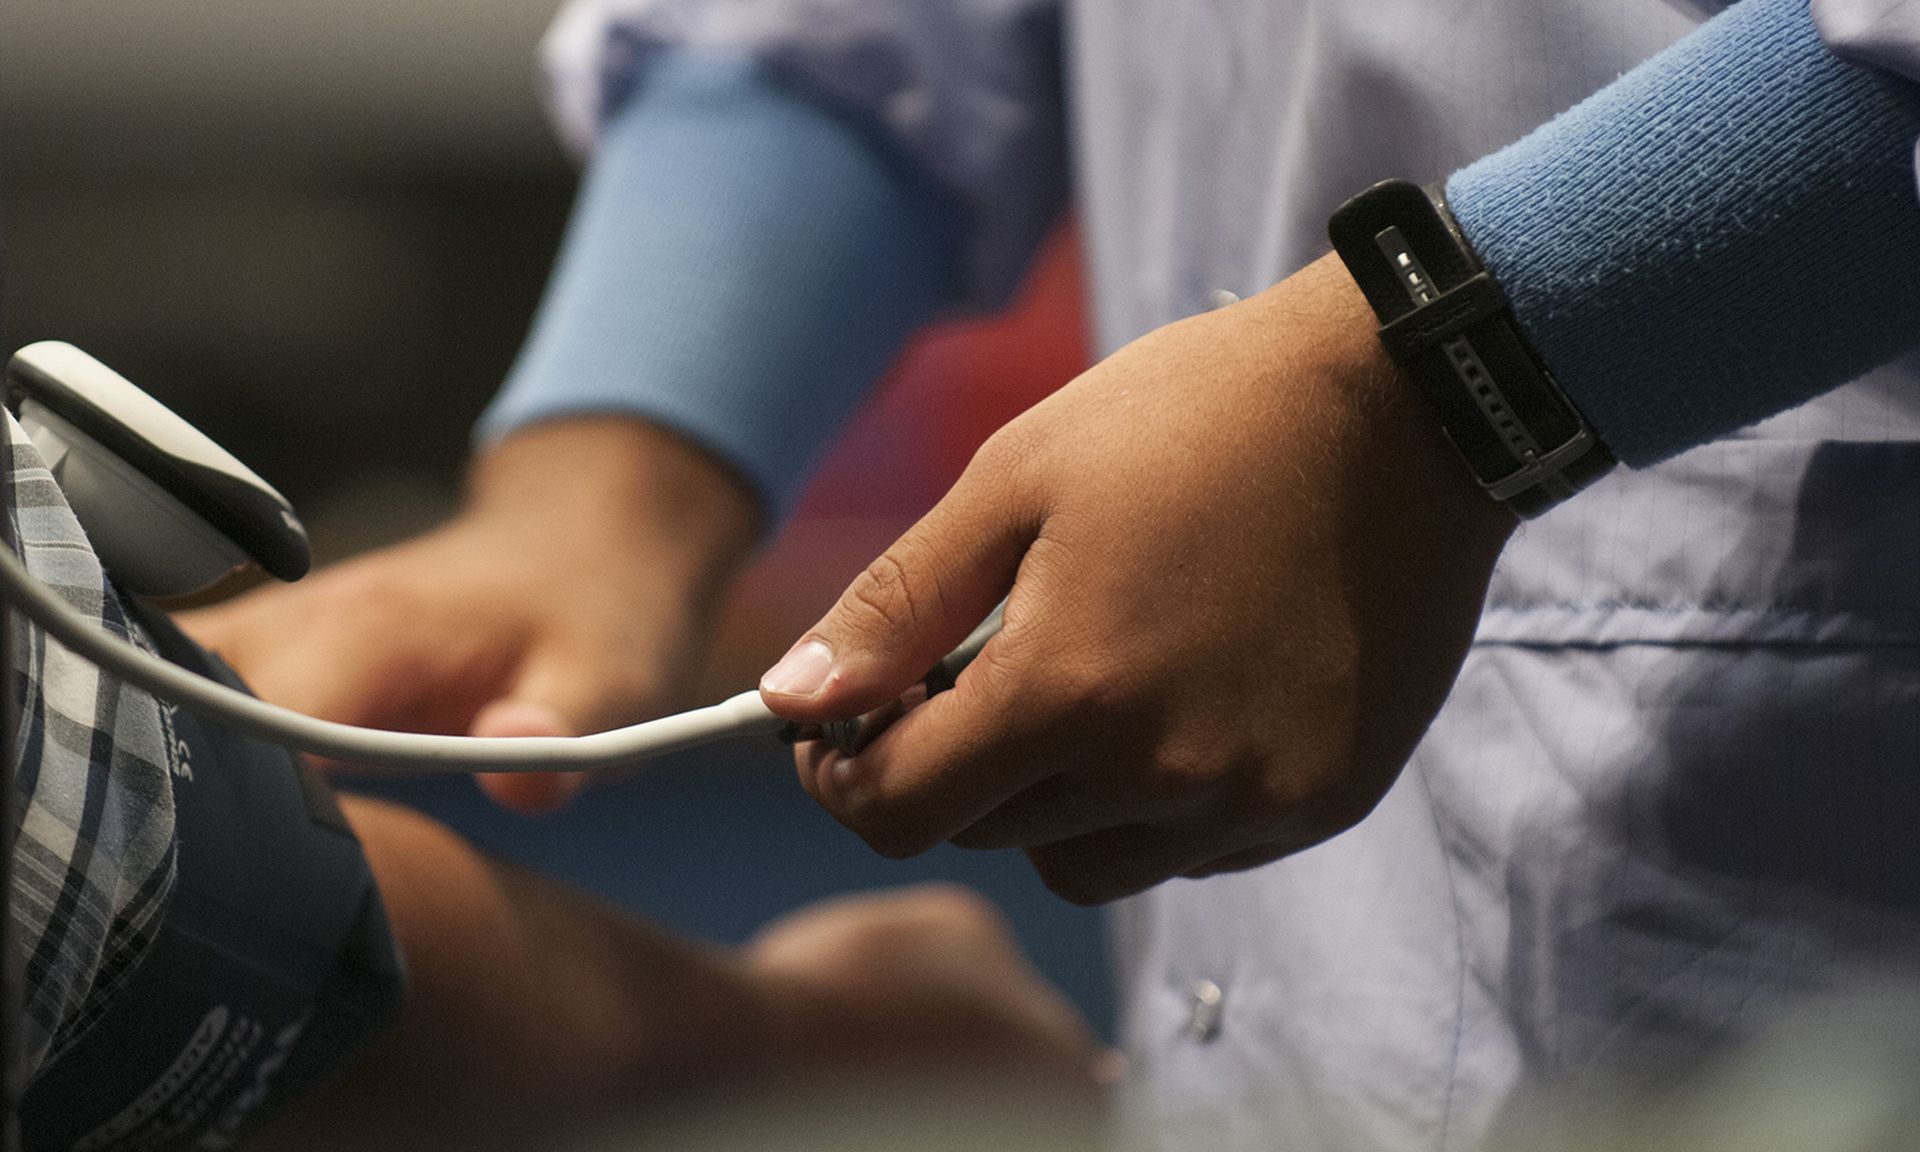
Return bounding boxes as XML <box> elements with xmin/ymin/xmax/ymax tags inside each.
<box><xmin>1445</xmin><ymin>0</ymin><xmax>1920</xmax><ymax>466</ymax></box>
<box><xmin>479</xmin><ymin>51</ymin><xmax>963</xmax><ymax>522</ymax></box>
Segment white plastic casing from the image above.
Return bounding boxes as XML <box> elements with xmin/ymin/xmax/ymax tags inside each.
<box><xmin>8</xmin><ymin>341</ymin><xmax>309</xmax><ymax>597</ymax></box>
<box><xmin>21</xmin><ymin>401</ymin><xmax>252</xmax><ymax>597</ymax></box>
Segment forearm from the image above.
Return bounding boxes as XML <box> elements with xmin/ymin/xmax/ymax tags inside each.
<box><xmin>248</xmin><ymin>795</ymin><xmax>784</xmax><ymax>1151</ymax></box>
<box><xmin>247</xmin><ymin>797</ymin><xmax>1101</xmax><ymax>1150</ymax></box>
<box><xmin>1446</xmin><ymin>0</ymin><xmax>1920</xmax><ymax>464</ymax></box>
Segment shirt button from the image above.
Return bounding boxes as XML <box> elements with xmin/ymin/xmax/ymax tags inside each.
<box><xmin>1184</xmin><ymin>979</ymin><xmax>1225</xmax><ymax>1044</ymax></box>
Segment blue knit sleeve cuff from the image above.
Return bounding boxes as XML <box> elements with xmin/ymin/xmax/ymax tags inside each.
<box><xmin>479</xmin><ymin>50</ymin><xmax>962</xmax><ymax>523</ymax></box>
<box><xmin>1445</xmin><ymin>0</ymin><xmax>1920</xmax><ymax>467</ymax></box>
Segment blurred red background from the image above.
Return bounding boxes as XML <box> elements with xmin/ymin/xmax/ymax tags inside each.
<box><xmin>701</xmin><ymin>227</ymin><xmax>1089</xmax><ymax>693</ymax></box>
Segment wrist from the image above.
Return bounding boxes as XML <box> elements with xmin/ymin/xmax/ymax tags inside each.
<box><xmin>465</xmin><ymin>417</ymin><xmax>760</xmax><ymax>598</ymax></box>
<box><xmin>1329</xmin><ymin>181</ymin><xmax>1614</xmax><ymax>518</ymax></box>
<box><xmin>1274</xmin><ymin>253</ymin><xmax>1519</xmax><ymax>556</ymax></box>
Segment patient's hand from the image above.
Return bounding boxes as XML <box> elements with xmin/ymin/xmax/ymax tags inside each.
<box><xmin>747</xmin><ymin>885</ymin><xmax>1108</xmax><ymax>1081</ymax></box>
<box><xmin>252</xmin><ymin>797</ymin><xmax>1103</xmax><ymax>1152</ymax></box>
<box><xmin>179</xmin><ymin>417</ymin><xmax>758</xmax><ymax>812</ymax></box>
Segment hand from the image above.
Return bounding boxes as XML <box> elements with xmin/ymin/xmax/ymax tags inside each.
<box><xmin>746</xmin><ymin>884</ymin><xmax>1107</xmax><ymax>1082</ymax></box>
<box><xmin>759</xmin><ymin>252</ymin><xmax>1517</xmax><ymax>903</ymax></box>
<box><xmin>254</xmin><ymin>805</ymin><xmax>1099</xmax><ymax>1152</ymax></box>
<box><xmin>179</xmin><ymin>417</ymin><xmax>758</xmax><ymax>812</ymax></box>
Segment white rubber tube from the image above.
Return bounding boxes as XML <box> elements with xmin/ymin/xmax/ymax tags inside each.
<box><xmin>0</xmin><ymin>541</ymin><xmax>785</xmax><ymax>772</ymax></box>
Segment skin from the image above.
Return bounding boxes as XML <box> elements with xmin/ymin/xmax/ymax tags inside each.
<box><xmin>760</xmin><ymin>252</ymin><xmax>1517</xmax><ymax>903</ymax></box>
<box><xmin>249</xmin><ymin>795</ymin><xmax>1103</xmax><ymax>1152</ymax></box>
<box><xmin>186</xmin><ymin>464</ymin><xmax>1104</xmax><ymax>1144</ymax></box>
<box><xmin>189</xmin><ymin>251</ymin><xmax>1514</xmax><ymax>905</ymax></box>
<box><xmin>181</xmin><ymin>418</ymin><xmax>760</xmax><ymax>813</ymax></box>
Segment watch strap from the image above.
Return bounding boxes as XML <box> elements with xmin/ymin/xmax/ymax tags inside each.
<box><xmin>1329</xmin><ymin>180</ymin><xmax>1614</xmax><ymax>518</ymax></box>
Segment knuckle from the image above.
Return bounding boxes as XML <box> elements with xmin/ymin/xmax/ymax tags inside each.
<box><xmin>1252</xmin><ymin>770</ymin><xmax>1311</xmax><ymax>816</ymax></box>
<box><xmin>1142</xmin><ymin>742</ymin><xmax>1228</xmax><ymax>810</ymax></box>
<box><xmin>1250</xmin><ymin>750</ymin><xmax>1324</xmax><ymax>816</ymax></box>
<box><xmin>845</xmin><ymin>549</ymin><xmax>937</xmax><ymax>640</ymax></box>
<box><xmin>1046</xmin><ymin>651</ymin><xmax>1139</xmax><ymax>723</ymax></box>
<box><xmin>961</xmin><ymin>611</ymin><xmax>1066</xmax><ymax>715</ymax></box>
<box><xmin>1048</xmin><ymin>657</ymin><xmax>1110</xmax><ymax>713</ymax></box>
<box><xmin>970</xmin><ymin>421</ymin><xmax>1039</xmax><ymax>480</ymax></box>
<box><xmin>1159</xmin><ymin>743</ymin><xmax>1221</xmax><ymax>792</ymax></box>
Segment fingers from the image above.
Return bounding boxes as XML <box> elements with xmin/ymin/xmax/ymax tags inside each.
<box><xmin>186</xmin><ymin>573</ymin><xmax>635</xmax><ymax>814</ymax></box>
<box><xmin>947</xmin><ymin>774</ymin><xmax>1157</xmax><ymax>852</ymax></box>
<box><xmin>791</xmin><ymin>628</ymin><xmax>1067</xmax><ymax>859</ymax></box>
<box><xmin>466</xmin><ymin>641</ymin><xmax>667</xmax><ymax>813</ymax></box>
<box><xmin>806</xmin><ymin>700</ymin><xmax>1300</xmax><ymax>900</ymax></box>
<box><xmin>470</xmin><ymin>701</ymin><xmax>588</xmax><ymax>814</ymax></box>
<box><xmin>809</xmin><ymin>713</ymin><xmax>1305</xmax><ymax>899</ymax></box>
<box><xmin>760</xmin><ymin>459</ymin><xmax>1038</xmax><ymax>724</ymax></box>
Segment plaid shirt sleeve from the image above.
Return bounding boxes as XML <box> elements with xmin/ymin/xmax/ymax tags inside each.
<box><xmin>6</xmin><ymin>411</ymin><xmax>182</xmax><ymax>1081</ymax></box>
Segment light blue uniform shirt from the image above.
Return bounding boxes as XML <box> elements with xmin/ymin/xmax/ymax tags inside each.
<box><xmin>513</xmin><ymin>2</ymin><xmax>1920</xmax><ymax>1147</ymax></box>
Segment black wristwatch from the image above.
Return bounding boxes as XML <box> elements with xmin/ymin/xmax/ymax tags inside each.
<box><xmin>1328</xmin><ymin>180</ymin><xmax>1614</xmax><ymax>518</ymax></box>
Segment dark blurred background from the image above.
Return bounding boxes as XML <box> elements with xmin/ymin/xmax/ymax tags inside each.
<box><xmin>0</xmin><ymin>1</ymin><xmax>1109</xmax><ymax>1033</ymax></box>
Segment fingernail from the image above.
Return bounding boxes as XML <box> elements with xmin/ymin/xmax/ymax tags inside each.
<box><xmin>761</xmin><ymin>638</ymin><xmax>835</xmax><ymax>698</ymax></box>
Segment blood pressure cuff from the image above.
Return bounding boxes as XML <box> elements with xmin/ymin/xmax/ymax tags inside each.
<box><xmin>17</xmin><ymin>605</ymin><xmax>406</xmax><ymax>1151</ymax></box>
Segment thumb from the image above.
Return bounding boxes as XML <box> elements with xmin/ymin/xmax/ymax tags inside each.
<box><xmin>761</xmin><ymin>473</ymin><xmax>1035</xmax><ymax>724</ymax></box>
<box><xmin>469</xmin><ymin>648</ymin><xmax>622</xmax><ymax>813</ymax></box>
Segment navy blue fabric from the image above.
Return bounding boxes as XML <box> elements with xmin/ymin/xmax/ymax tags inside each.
<box><xmin>1447</xmin><ymin>0</ymin><xmax>1920</xmax><ymax>466</ymax></box>
<box><xmin>19</xmin><ymin>608</ymin><xmax>404</xmax><ymax>1152</ymax></box>
<box><xmin>481</xmin><ymin>51</ymin><xmax>963</xmax><ymax>523</ymax></box>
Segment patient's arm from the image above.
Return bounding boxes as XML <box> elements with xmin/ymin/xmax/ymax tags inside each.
<box><xmin>249</xmin><ymin>794</ymin><xmax>1100</xmax><ymax>1151</ymax></box>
